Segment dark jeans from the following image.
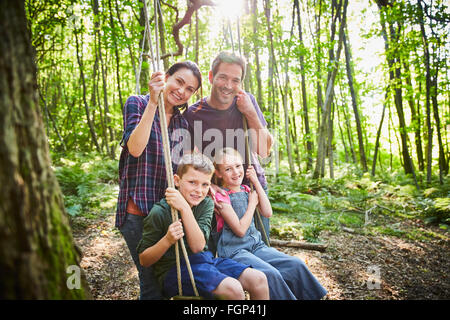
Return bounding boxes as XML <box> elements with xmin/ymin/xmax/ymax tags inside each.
<box><xmin>119</xmin><ymin>213</ymin><xmax>163</xmax><ymax>300</ymax></box>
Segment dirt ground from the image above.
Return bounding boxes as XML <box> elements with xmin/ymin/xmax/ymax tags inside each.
<box><xmin>72</xmin><ymin>211</ymin><xmax>450</xmax><ymax>300</ymax></box>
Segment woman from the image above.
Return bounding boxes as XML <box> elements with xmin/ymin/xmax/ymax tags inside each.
<box><xmin>116</xmin><ymin>61</ymin><xmax>202</xmax><ymax>300</ymax></box>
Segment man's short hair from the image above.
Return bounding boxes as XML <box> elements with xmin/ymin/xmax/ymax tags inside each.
<box><xmin>177</xmin><ymin>153</ymin><xmax>215</xmax><ymax>178</ymax></box>
<box><xmin>211</xmin><ymin>51</ymin><xmax>247</xmax><ymax>80</ymax></box>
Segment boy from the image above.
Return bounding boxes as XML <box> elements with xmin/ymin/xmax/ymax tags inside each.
<box><xmin>137</xmin><ymin>153</ymin><xmax>269</xmax><ymax>299</ymax></box>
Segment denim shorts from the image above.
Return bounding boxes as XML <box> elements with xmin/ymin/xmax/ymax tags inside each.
<box><xmin>163</xmin><ymin>251</ymin><xmax>250</xmax><ymax>299</ymax></box>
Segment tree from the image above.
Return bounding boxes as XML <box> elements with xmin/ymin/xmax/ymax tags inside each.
<box><xmin>294</xmin><ymin>0</ymin><xmax>313</xmax><ymax>172</ymax></box>
<box><xmin>0</xmin><ymin>0</ymin><xmax>90</xmax><ymax>299</ymax></box>
<box><xmin>377</xmin><ymin>1</ymin><xmax>418</xmax><ymax>187</ymax></box>
<box><xmin>313</xmin><ymin>0</ymin><xmax>348</xmax><ymax>179</ymax></box>
<box><xmin>343</xmin><ymin>28</ymin><xmax>368</xmax><ymax>172</ymax></box>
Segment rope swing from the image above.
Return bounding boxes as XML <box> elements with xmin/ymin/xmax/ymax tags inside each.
<box><xmin>142</xmin><ymin>0</ymin><xmax>199</xmax><ymax>299</ymax></box>
<box><xmin>233</xmin><ymin>16</ymin><xmax>270</xmax><ymax>247</ymax></box>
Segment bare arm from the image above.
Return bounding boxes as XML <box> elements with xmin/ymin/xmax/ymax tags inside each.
<box><xmin>246</xmin><ymin>166</ymin><xmax>272</xmax><ymax>218</ymax></box>
<box><xmin>139</xmin><ymin>219</ymin><xmax>184</xmax><ymax>267</ymax></box>
<box><xmin>127</xmin><ymin>72</ymin><xmax>164</xmax><ymax>157</ymax></box>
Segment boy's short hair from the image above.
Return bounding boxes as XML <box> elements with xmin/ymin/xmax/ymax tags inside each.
<box><xmin>177</xmin><ymin>153</ymin><xmax>215</xmax><ymax>177</ymax></box>
<box><xmin>213</xmin><ymin>147</ymin><xmax>243</xmax><ymax>168</ymax></box>
<box><xmin>211</xmin><ymin>51</ymin><xmax>247</xmax><ymax>80</ymax></box>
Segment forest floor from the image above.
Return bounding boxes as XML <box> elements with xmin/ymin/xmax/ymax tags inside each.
<box><xmin>72</xmin><ymin>208</ymin><xmax>450</xmax><ymax>300</ymax></box>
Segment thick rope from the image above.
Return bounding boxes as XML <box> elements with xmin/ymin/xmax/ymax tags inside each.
<box><xmin>234</xmin><ymin>16</ymin><xmax>270</xmax><ymax>247</ymax></box>
<box><xmin>136</xmin><ymin>23</ymin><xmax>147</xmax><ymax>94</ymax></box>
<box><xmin>242</xmin><ymin>118</ymin><xmax>270</xmax><ymax>246</ymax></box>
<box><xmin>142</xmin><ymin>0</ymin><xmax>199</xmax><ymax>297</ymax></box>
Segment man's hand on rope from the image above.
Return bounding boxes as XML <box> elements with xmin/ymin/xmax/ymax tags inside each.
<box><xmin>148</xmin><ymin>71</ymin><xmax>165</xmax><ymax>105</ymax></box>
<box><xmin>235</xmin><ymin>90</ymin><xmax>256</xmax><ymax>118</ymax></box>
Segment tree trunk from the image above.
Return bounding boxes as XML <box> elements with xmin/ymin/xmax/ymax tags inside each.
<box><xmin>378</xmin><ymin>4</ymin><xmax>417</xmax><ymax>183</ymax></box>
<box><xmin>289</xmin><ymin>87</ymin><xmax>302</xmax><ymax>172</ymax></box>
<box><xmin>404</xmin><ymin>60</ymin><xmax>424</xmax><ymax>172</ymax></box>
<box><xmin>314</xmin><ymin>0</ymin><xmax>324</xmax><ymax>129</ymax></box>
<box><xmin>251</xmin><ymin>0</ymin><xmax>264</xmax><ymax>112</ymax></box>
<box><xmin>431</xmin><ymin>69</ymin><xmax>448</xmax><ymax>182</ymax></box>
<box><xmin>74</xmin><ymin>31</ymin><xmax>101</xmax><ymax>154</ymax></box>
<box><xmin>294</xmin><ymin>0</ymin><xmax>313</xmax><ymax>172</ymax></box>
<box><xmin>0</xmin><ymin>0</ymin><xmax>91</xmax><ymax>299</ymax></box>
<box><xmin>343</xmin><ymin>28</ymin><xmax>367</xmax><ymax>172</ymax></box>
<box><xmin>108</xmin><ymin>0</ymin><xmax>124</xmax><ymax>113</ymax></box>
<box><xmin>342</xmin><ymin>102</ymin><xmax>357</xmax><ymax>163</ymax></box>
<box><xmin>138</xmin><ymin>0</ymin><xmax>150</xmax><ymax>94</ymax></box>
<box><xmin>115</xmin><ymin>0</ymin><xmax>137</xmax><ymax>93</ymax></box>
<box><xmin>93</xmin><ymin>0</ymin><xmax>115</xmax><ymax>159</ymax></box>
<box><xmin>372</xmin><ymin>93</ymin><xmax>388</xmax><ymax>176</ymax></box>
<box><xmin>336</xmin><ymin>106</ymin><xmax>350</xmax><ymax>163</ymax></box>
<box><xmin>328</xmin><ymin>103</ymin><xmax>335</xmax><ymax>179</ymax></box>
<box><xmin>313</xmin><ymin>0</ymin><xmax>348</xmax><ymax>179</ymax></box>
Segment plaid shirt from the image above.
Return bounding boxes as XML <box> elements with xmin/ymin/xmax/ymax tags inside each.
<box><xmin>115</xmin><ymin>94</ymin><xmax>189</xmax><ymax>227</ymax></box>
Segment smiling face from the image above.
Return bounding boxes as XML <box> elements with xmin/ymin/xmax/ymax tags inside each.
<box><xmin>164</xmin><ymin>68</ymin><xmax>199</xmax><ymax>108</ymax></box>
<box><xmin>209</xmin><ymin>62</ymin><xmax>243</xmax><ymax>109</ymax></box>
<box><xmin>215</xmin><ymin>153</ymin><xmax>245</xmax><ymax>189</ymax></box>
<box><xmin>174</xmin><ymin>167</ymin><xmax>212</xmax><ymax>207</ymax></box>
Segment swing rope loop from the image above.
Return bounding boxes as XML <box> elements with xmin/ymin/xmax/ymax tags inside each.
<box><xmin>142</xmin><ymin>0</ymin><xmax>199</xmax><ymax>298</ymax></box>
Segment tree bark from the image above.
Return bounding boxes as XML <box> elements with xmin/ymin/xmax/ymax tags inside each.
<box><xmin>160</xmin><ymin>0</ymin><xmax>215</xmax><ymax>59</ymax></box>
<box><xmin>270</xmin><ymin>239</ymin><xmax>327</xmax><ymax>252</ymax></box>
<box><xmin>108</xmin><ymin>0</ymin><xmax>124</xmax><ymax>113</ymax></box>
<box><xmin>378</xmin><ymin>3</ymin><xmax>417</xmax><ymax>184</ymax></box>
<box><xmin>251</xmin><ymin>0</ymin><xmax>264</xmax><ymax>112</ymax></box>
<box><xmin>74</xmin><ymin>31</ymin><xmax>101</xmax><ymax>154</ymax></box>
<box><xmin>343</xmin><ymin>28</ymin><xmax>368</xmax><ymax>172</ymax></box>
<box><xmin>313</xmin><ymin>0</ymin><xmax>348</xmax><ymax>179</ymax></box>
<box><xmin>294</xmin><ymin>0</ymin><xmax>313</xmax><ymax>172</ymax></box>
<box><xmin>372</xmin><ymin>93</ymin><xmax>388</xmax><ymax>176</ymax></box>
<box><xmin>93</xmin><ymin>0</ymin><xmax>115</xmax><ymax>159</ymax></box>
<box><xmin>0</xmin><ymin>0</ymin><xmax>91</xmax><ymax>299</ymax></box>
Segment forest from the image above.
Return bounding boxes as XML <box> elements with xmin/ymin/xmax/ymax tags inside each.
<box><xmin>0</xmin><ymin>0</ymin><xmax>449</xmax><ymax>300</ymax></box>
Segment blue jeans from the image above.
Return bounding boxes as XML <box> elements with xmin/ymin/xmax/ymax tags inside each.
<box><xmin>119</xmin><ymin>213</ymin><xmax>163</xmax><ymax>300</ymax></box>
<box><xmin>230</xmin><ymin>246</ymin><xmax>327</xmax><ymax>300</ymax></box>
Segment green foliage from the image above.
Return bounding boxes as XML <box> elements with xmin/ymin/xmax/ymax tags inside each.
<box><xmin>269</xmin><ymin>165</ymin><xmax>449</xmax><ymax>243</ymax></box>
<box><xmin>53</xmin><ymin>152</ymin><xmax>119</xmax><ymax>218</ymax></box>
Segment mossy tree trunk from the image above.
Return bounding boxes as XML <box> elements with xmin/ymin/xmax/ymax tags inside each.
<box><xmin>0</xmin><ymin>0</ymin><xmax>91</xmax><ymax>299</ymax></box>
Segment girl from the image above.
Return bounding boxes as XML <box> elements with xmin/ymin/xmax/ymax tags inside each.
<box><xmin>116</xmin><ymin>61</ymin><xmax>202</xmax><ymax>299</ymax></box>
<box><xmin>213</xmin><ymin>147</ymin><xmax>327</xmax><ymax>300</ymax></box>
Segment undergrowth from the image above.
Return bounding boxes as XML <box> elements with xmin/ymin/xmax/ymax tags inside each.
<box><xmin>52</xmin><ymin>151</ymin><xmax>119</xmax><ymax>218</ymax></box>
<box><xmin>50</xmin><ymin>152</ymin><xmax>449</xmax><ymax>244</ymax></box>
<box><xmin>267</xmin><ymin>164</ymin><xmax>449</xmax><ymax>243</ymax></box>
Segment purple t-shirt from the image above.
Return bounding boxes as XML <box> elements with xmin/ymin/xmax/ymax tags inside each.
<box><xmin>183</xmin><ymin>92</ymin><xmax>268</xmax><ymax>188</ymax></box>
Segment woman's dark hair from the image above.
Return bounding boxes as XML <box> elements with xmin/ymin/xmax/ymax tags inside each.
<box><xmin>166</xmin><ymin>61</ymin><xmax>202</xmax><ymax>110</ymax></box>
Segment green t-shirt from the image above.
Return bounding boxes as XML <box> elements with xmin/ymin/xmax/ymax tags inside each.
<box><xmin>136</xmin><ymin>196</ymin><xmax>214</xmax><ymax>287</ymax></box>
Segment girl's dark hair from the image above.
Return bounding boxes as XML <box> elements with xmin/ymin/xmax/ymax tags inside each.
<box><xmin>166</xmin><ymin>61</ymin><xmax>202</xmax><ymax>110</ymax></box>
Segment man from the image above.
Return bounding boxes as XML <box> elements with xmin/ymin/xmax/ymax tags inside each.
<box><xmin>183</xmin><ymin>51</ymin><xmax>273</xmax><ymax>244</ymax></box>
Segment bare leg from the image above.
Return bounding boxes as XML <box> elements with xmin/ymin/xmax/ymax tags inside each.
<box><xmin>212</xmin><ymin>277</ymin><xmax>246</xmax><ymax>300</ymax></box>
<box><xmin>238</xmin><ymin>268</ymin><xmax>269</xmax><ymax>300</ymax></box>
